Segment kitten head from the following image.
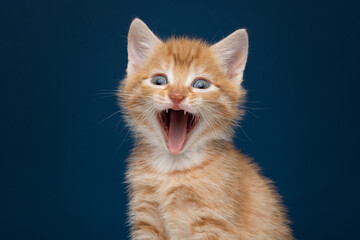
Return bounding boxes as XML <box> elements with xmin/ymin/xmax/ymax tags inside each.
<box><xmin>119</xmin><ymin>18</ymin><xmax>248</xmax><ymax>157</ymax></box>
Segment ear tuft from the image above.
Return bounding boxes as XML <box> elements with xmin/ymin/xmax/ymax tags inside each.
<box><xmin>127</xmin><ymin>18</ymin><xmax>162</xmax><ymax>75</ymax></box>
<box><xmin>211</xmin><ymin>29</ymin><xmax>249</xmax><ymax>85</ymax></box>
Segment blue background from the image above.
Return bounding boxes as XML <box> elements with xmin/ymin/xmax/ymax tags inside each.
<box><xmin>1</xmin><ymin>0</ymin><xmax>359</xmax><ymax>239</ymax></box>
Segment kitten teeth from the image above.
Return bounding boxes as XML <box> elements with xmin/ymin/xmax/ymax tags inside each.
<box><xmin>166</xmin><ymin>109</ymin><xmax>168</xmax><ymax>113</ymax></box>
<box><xmin>184</xmin><ymin>111</ymin><xmax>187</xmax><ymax>115</ymax></box>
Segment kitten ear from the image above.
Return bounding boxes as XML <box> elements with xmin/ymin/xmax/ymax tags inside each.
<box><xmin>127</xmin><ymin>18</ymin><xmax>162</xmax><ymax>75</ymax></box>
<box><xmin>211</xmin><ymin>29</ymin><xmax>249</xmax><ymax>85</ymax></box>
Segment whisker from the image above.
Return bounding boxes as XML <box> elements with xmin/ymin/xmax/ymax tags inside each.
<box><xmin>133</xmin><ymin>105</ymin><xmax>156</xmax><ymax>141</ymax></box>
<box><xmin>98</xmin><ymin>110</ymin><xmax>122</xmax><ymax>125</ymax></box>
<box><xmin>245</xmin><ymin>109</ymin><xmax>258</xmax><ymax>119</ymax></box>
<box><xmin>237</xmin><ymin>124</ymin><xmax>252</xmax><ymax>143</ymax></box>
<box><xmin>199</xmin><ymin>111</ymin><xmax>222</xmax><ymax>149</ymax></box>
<box><xmin>95</xmin><ymin>94</ymin><xmax>118</xmax><ymax>100</ymax></box>
<box><xmin>240</xmin><ymin>106</ymin><xmax>267</xmax><ymax>110</ymax></box>
<box><xmin>95</xmin><ymin>92</ymin><xmax>117</xmax><ymax>96</ymax></box>
<box><xmin>200</xmin><ymin>104</ymin><xmax>252</xmax><ymax>143</ymax></box>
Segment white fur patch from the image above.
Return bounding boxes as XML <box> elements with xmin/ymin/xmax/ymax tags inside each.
<box><xmin>150</xmin><ymin>146</ymin><xmax>207</xmax><ymax>173</ymax></box>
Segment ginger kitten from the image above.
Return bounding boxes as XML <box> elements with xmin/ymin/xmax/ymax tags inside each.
<box><xmin>118</xmin><ymin>18</ymin><xmax>294</xmax><ymax>240</ymax></box>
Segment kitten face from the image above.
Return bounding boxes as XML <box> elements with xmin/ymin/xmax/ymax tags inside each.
<box><xmin>119</xmin><ymin>19</ymin><xmax>248</xmax><ymax>170</ymax></box>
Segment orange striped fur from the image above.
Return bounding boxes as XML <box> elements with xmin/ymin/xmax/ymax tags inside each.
<box><xmin>118</xmin><ymin>19</ymin><xmax>293</xmax><ymax>240</ymax></box>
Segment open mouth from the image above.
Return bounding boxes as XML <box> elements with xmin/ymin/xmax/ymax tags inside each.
<box><xmin>157</xmin><ymin>109</ymin><xmax>199</xmax><ymax>154</ymax></box>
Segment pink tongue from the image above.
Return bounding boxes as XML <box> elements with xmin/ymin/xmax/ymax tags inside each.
<box><xmin>167</xmin><ymin>110</ymin><xmax>189</xmax><ymax>154</ymax></box>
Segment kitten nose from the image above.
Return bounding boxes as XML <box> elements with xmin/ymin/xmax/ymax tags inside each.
<box><xmin>169</xmin><ymin>92</ymin><xmax>186</xmax><ymax>106</ymax></box>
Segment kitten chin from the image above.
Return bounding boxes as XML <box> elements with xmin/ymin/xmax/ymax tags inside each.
<box><xmin>119</xmin><ymin>18</ymin><xmax>294</xmax><ymax>240</ymax></box>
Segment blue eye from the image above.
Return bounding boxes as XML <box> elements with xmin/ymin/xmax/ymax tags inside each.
<box><xmin>192</xmin><ymin>79</ymin><xmax>210</xmax><ymax>89</ymax></box>
<box><xmin>151</xmin><ymin>75</ymin><xmax>167</xmax><ymax>85</ymax></box>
